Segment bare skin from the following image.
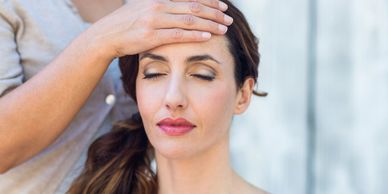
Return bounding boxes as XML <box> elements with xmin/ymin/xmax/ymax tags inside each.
<box><xmin>0</xmin><ymin>0</ymin><xmax>233</xmax><ymax>173</ymax></box>
<box><xmin>72</xmin><ymin>0</ymin><xmax>124</xmax><ymax>23</ymax></box>
<box><xmin>156</xmin><ymin>138</ymin><xmax>268</xmax><ymax>194</ymax></box>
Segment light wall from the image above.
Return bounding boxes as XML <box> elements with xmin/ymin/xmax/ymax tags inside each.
<box><xmin>230</xmin><ymin>0</ymin><xmax>388</xmax><ymax>194</ymax></box>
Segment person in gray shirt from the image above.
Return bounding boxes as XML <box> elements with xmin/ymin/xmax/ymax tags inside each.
<box><xmin>0</xmin><ymin>0</ymin><xmax>233</xmax><ymax>193</ymax></box>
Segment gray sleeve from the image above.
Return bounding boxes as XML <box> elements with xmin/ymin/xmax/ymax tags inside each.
<box><xmin>0</xmin><ymin>4</ymin><xmax>23</xmax><ymax>97</ymax></box>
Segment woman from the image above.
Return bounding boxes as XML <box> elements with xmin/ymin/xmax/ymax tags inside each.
<box><xmin>68</xmin><ymin>0</ymin><xmax>268</xmax><ymax>193</ymax></box>
<box><xmin>0</xmin><ymin>0</ymin><xmax>232</xmax><ymax>193</ymax></box>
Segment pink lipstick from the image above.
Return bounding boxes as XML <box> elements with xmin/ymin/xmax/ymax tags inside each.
<box><xmin>157</xmin><ymin>118</ymin><xmax>196</xmax><ymax>136</ymax></box>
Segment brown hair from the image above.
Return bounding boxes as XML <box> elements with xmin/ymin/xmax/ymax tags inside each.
<box><xmin>67</xmin><ymin>1</ymin><xmax>265</xmax><ymax>194</ymax></box>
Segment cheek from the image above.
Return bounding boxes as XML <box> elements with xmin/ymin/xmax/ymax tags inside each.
<box><xmin>193</xmin><ymin>81</ymin><xmax>236</xmax><ymax>134</ymax></box>
<box><xmin>136</xmin><ymin>80</ymin><xmax>163</xmax><ymax>123</ymax></box>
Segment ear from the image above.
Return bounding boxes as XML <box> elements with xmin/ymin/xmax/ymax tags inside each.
<box><xmin>234</xmin><ymin>78</ymin><xmax>255</xmax><ymax>115</ymax></box>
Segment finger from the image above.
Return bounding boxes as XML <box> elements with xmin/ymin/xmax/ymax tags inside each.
<box><xmin>155</xmin><ymin>29</ymin><xmax>212</xmax><ymax>45</ymax></box>
<box><xmin>170</xmin><ymin>0</ymin><xmax>228</xmax><ymax>11</ymax></box>
<box><xmin>155</xmin><ymin>14</ymin><xmax>228</xmax><ymax>35</ymax></box>
<box><xmin>166</xmin><ymin>1</ymin><xmax>233</xmax><ymax>26</ymax></box>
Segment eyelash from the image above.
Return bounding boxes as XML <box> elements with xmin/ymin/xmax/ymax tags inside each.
<box><xmin>142</xmin><ymin>73</ymin><xmax>215</xmax><ymax>81</ymax></box>
<box><xmin>143</xmin><ymin>73</ymin><xmax>166</xmax><ymax>80</ymax></box>
<box><xmin>191</xmin><ymin>74</ymin><xmax>215</xmax><ymax>81</ymax></box>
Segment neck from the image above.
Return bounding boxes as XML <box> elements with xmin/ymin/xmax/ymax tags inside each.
<box><xmin>156</xmin><ymin>138</ymin><xmax>236</xmax><ymax>194</ymax></box>
<box><xmin>71</xmin><ymin>0</ymin><xmax>124</xmax><ymax>23</ymax></box>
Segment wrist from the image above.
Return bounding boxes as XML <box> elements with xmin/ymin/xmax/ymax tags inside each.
<box><xmin>75</xmin><ymin>26</ymin><xmax>117</xmax><ymax>64</ymax></box>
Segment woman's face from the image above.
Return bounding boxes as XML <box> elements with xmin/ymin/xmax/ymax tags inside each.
<box><xmin>136</xmin><ymin>36</ymin><xmax>252</xmax><ymax>159</ymax></box>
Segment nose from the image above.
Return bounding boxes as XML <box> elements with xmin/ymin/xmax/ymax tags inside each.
<box><xmin>164</xmin><ymin>76</ymin><xmax>188</xmax><ymax>112</ymax></box>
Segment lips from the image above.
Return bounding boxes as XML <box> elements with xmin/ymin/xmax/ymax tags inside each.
<box><xmin>157</xmin><ymin>118</ymin><xmax>196</xmax><ymax>136</ymax></box>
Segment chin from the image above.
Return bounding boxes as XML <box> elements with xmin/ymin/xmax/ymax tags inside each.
<box><xmin>153</xmin><ymin>141</ymin><xmax>200</xmax><ymax>160</ymax></box>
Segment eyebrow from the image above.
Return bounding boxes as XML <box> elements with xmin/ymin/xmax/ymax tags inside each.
<box><xmin>139</xmin><ymin>53</ymin><xmax>221</xmax><ymax>64</ymax></box>
<box><xmin>139</xmin><ymin>53</ymin><xmax>167</xmax><ymax>62</ymax></box>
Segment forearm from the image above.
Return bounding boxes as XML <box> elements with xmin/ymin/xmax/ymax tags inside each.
<box><xmin>0</xmin><ymin>0</ymin><xmax>233</xmax><ymax>173</ymax></box>
<box><xmin>0</xmin><ymin>31</ymin><xmax>113</xmax><ymax>173</ymax></box>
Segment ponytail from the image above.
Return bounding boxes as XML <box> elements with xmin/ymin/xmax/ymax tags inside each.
<box><xmin>67</xmin><ymin>113</ymin><xmax>157</xmax><ymax>194</ymax></box>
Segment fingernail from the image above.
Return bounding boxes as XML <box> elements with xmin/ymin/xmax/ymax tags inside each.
<box><xmin>219</xmin><ymin>1</ymin><xmax>228</xmax><ymax>11</ymax></box>
<box><xmin>224</xmin><ymin>15</ymin><xmax>233</xmax><ymax>25</ymax></box>
<box><xmin>202</xmin><ymin>32</ymin><xmax>211</xmax><ymax>39</ymax></box>
<box><xmin>218</xmin><ymin>24</ymin><xmax>227</xmax><ymax>33</ymax></box>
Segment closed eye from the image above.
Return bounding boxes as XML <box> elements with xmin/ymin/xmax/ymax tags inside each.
<box><xmin>191</xmin><ymin>74</ymin><xmax>215</xmax><ymax>81</ymax></box>
<box><xmin>143</xmin><ymin>73</ymin><xmax>166</xmax><ymax>80</ymax></box>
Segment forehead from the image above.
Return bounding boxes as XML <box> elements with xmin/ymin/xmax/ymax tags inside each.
<box><xmin>140</xmin><ymin>36</ymin><xmax>232</xmax><ymax>61</ymax></box>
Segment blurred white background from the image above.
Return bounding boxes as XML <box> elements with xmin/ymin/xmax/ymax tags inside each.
<box><xmin>229</xmin><ymin>0</ymin><xmax>388</xmax><ymax>194</ymax></box>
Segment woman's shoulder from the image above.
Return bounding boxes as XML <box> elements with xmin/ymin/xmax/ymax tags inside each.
<box><xmin>244</xmin><ymin>182</ymin><xmax>270</xmax><ymax>194</ymax></box>
<box><xmin>239</xmin><ymin>180</ymin><xmax>269</xmax><ymax>194</ymax></box>
<box><xmin>232</xmin><ymin>173</ymin><xmax>270</xmax><ymax>194</ymax></box>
